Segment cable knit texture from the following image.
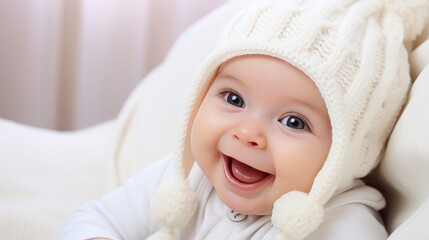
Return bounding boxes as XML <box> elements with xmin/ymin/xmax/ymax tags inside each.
<box><xmin>149</xmin><ymin>0</ymin><xmax>429</xmax><ymax>239</ymax></box>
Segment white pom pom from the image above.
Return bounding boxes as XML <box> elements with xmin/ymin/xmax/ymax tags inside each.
<box><xmin>383</xmin><ymin>0</ymin><xmax>429</xmax><ymax>41</ymax></box>
<box><xmin>146</xmin><ymin>228</ymin><xmax>175</xmax><ymax>240</ymax></box>
<box><xmin>272</xmin><ymin>191</ymin><xmax>324</xmax><ymax>240</ymax></box>
<box><xmin>151</xmin><ymin>180</ymin><xmax>198</xmax><ymax>228</ymax></box>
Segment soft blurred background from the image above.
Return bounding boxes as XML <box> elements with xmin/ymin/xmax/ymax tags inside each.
<box><xmin>0</xmin><ymin>0</ymin><xmax>228</xmax><ymax>130</ymax></box>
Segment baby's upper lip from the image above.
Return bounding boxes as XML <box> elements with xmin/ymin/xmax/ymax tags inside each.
<box><xmin>221</xmin><ymin>152</ymin><xmax>274</xmax><ymax>175</ymax></box>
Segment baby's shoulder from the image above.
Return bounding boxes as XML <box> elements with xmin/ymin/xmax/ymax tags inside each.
<box><xmin>308</xmin><ymin>181</ymin><xmax>388</xmax><ymax>240</ymax></box>
<box><xmin>311</xmin><ymin>201</ymin><xmax>388</xmax><ymax>240</ymax></box>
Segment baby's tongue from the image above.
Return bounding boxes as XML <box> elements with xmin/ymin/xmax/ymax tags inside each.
<box><xmin>231</xmin><ymin>159</ymin><xmax>268</xmax><ymax>184</ymax></box>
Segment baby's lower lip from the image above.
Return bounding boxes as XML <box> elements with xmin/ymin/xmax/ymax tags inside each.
<box><xmin>222</xmin><ymin>154</ymin><xmax>273</xmax><ymax>192</ymax></box>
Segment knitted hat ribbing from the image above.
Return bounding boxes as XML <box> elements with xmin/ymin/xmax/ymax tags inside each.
<box><xmin>150</xmin><ymin>0</ymin><xmax>429</xmax><ymax>239</ymax></box>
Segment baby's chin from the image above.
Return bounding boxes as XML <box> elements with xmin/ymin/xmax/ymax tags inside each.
<box><xmin>216</xmin><ymin>189</ymin><xmax>274</xmax><ymax>216</ymax></box>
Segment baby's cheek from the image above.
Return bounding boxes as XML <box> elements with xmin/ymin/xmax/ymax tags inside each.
<box><xmin>190</xmin><ymin>107</ymin><xmax>214</xmax><ymax>159</ymax></box>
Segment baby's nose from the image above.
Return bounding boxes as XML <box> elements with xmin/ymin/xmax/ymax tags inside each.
<box><xmin>232</xmin><ymin>121</ymin><xmax>266</xmax><ymax>149</ymax></box>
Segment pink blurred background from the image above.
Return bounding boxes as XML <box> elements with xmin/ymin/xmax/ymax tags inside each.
<box><xmin>0</xmin><ymin>0</ymin><xmax>228</xmax><ymax>130</ymax></box>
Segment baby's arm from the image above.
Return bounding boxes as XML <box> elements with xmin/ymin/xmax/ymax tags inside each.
<box><xmin>58</xmin><ymin>156</ymin><xmax>173</xmax><ymax>240</ymax></box>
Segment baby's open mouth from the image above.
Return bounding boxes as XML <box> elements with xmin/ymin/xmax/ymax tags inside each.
<box><xmin>222</xmin><ymin>154</ymin><xmax>273</xmax><ymax>191</ymax></box>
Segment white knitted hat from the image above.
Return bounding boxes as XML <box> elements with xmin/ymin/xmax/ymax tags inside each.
<box><xmin>149</xmin><ymin>0</ymin><xmax>429</xmax><ymax>239</ymax></box>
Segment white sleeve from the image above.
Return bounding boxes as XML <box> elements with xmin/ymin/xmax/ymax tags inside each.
<box><xmin>306</xmin><ymin>203</ymin><xmax>388</xmax><ymax>240</ymax></box>
<box><xmin>57</xmin><ymin>155</ymin><xmax>174</xmax><ymax>240</ymax></box>
<box><xmin>306</xmin><ymin>181</ymin><xmax>388</xmax><ymax>240</ymax></box>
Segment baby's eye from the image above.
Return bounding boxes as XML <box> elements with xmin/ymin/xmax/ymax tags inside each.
<box><xmin>224</xmin><ymin>92</ymin><xmax>245</xmax><ymax>108</ymax></box>
<box><xmin>279</xmin><ymin>115</ymin><xmax>308</xmax><ymax>130</ymax></box>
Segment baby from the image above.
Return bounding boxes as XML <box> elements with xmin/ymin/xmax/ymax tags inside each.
<box><xmin>59</xmin><ymin>0</ymin><xmax>429</xmax><ymax>239</ymax></box>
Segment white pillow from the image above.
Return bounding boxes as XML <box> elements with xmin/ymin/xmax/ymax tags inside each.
<box><xmin>376</xmin><ymin>64</ymin><xmax>429</xmax><ymax>237</ymax></box>
<box><xmin>0</xmin><ymin>120</ymin><xmax>114</xmax><ymax>240</ymax></box>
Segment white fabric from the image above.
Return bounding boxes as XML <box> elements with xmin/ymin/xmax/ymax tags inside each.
<box><xmin>0</xmin><ymin>119</ymin><xmax>114</xmax><ymax>240</ymax></box>
<box><xmin>59</xmin><ymin>155</ymin><xmax>387</xmax><ymax>240</ymax></box>
<box><xmin>388</xmin><ymin>199</ymin><xmax>429</xmax><ymax>240</ymax></box>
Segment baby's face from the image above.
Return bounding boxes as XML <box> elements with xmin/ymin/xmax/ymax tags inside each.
<box><xmin>190</xmin><ymin>55</ymin><xmax>332</xmax><ymax>215</ymax></box>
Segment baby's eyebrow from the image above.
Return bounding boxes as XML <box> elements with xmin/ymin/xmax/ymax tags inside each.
<box><xmin>216</xmin><ymin>72</ymin><xmax>237</xmax><ymax>79</ymax></box>
<box><xmin>214</xmin><ymin>74</ymin><xmax>244</xmax><ymax>86</ymax></box>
